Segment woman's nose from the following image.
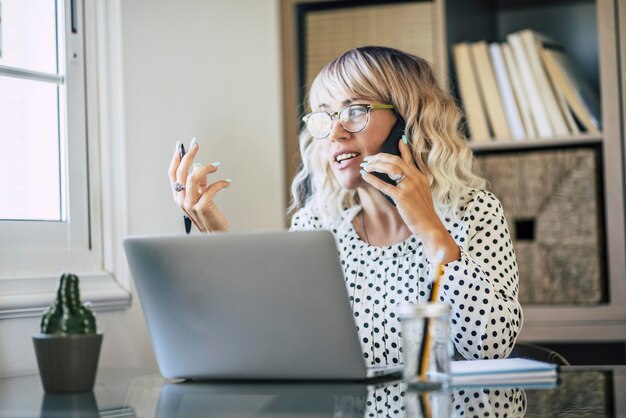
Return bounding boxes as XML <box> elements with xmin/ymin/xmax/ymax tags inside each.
<box><xmin>329</xmin><ymin>118</ymin><xmax>349</xmax><ymax>142</ymax></box>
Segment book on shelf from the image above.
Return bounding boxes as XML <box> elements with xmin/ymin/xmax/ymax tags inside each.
<box><xmin>452</xmin><ymin>42</ymin><xmax>491</xmax><ymax>141</ymax></box>
<box><xmin>552</xmin><ymin>66</ymin><xmax>582</xmax><ymax>136</ymax></box>
<box><xmin>471</xmin><ymin>41</ymin><xmax>511</xmax><ymax>140</ymax></box>
<box><xmin>501</xmin><ymin>43</ymin><xmax>537</xmax><ymax>139</ymax></box>
<box><xmin>506</xmin><ymin>31</ymin><xmax>554</xmax><ymax>138</ymax></box>
<box><xmin>540</xmin><ymin>46</ymin><xmax>601</xmax><ymax>133</ymax></box>
<box><xmin>489</xmin><ymin>43</ymin><xmax>525</xmax><ymax>140</ymax></box>
<box><xmin>553</xmin><ymin>72</ymin><xmax>580</xmax><ymax>135</ymax></box>
<box><xmin>519</xmin><ymin>30</ymin><xmax>570</xmax><ymax>137</ymax></box>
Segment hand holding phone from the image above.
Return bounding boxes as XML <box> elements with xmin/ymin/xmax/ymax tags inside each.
<box><xmin>370</xmin><ymin>117</ymin><xmax>407</xmax><ymax>206</ymax></box>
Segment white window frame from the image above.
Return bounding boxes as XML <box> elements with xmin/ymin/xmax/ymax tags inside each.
<box><xmin>0</xmin><ymin>0</ymin><xmax>130</xmax><ymax>319</ymax></box>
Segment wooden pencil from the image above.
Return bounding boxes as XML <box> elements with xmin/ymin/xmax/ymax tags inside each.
<box><xmin>418</xmin><ymin>250</ymin><xmax>445</xmax><ymax>380</ymax></box>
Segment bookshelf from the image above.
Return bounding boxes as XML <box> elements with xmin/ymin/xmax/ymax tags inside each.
<box><xmin>281</xmin><ymin>0</ymin><xmax>626</xmax><ymax>349</ymax></box>
<box><xmin>447</xmin><ymin>0</ymin><xmax>626</xmax><ymax>345</ymax></box>
<box><xmin>447</xmin><ymin>0</ymin><xmax>603</xmax><ymax>148</ymax></box>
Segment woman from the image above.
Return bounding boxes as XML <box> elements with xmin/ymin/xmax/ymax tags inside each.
<box><xmin>168</xmin><ymin>46</ymin><xmax>522</xmax><ymax>363</ymax></box>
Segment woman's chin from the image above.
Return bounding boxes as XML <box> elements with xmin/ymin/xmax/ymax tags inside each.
<box><xmin>330</xmin><ymin>162</ymin><xmax>369</xmax><ymax>189</ymax></box>
<box><xmin>335</xmin><ymin>173</ymin><xmax>364</xmax><ymax>190</ymax></box>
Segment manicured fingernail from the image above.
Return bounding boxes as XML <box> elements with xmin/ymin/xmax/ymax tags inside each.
<box><xmin>175</xmin><ymin>140</ymin><xmax>181</xmax><ymax>151</ymax></box>
<box><xmin>211</xmin><ymin>161</ymin><xmax>221</xmax><ymax>167</ymax></box>
<box><xmin>360</xmin><ymin>162</ymin><xmax>368</xmax><ymax>167</ymax></box>
<box><xmin>192</xmin><ymin>163</ymin><xmax>202</xmax><ymax>171</ymax></box>
<box><xmin>364</xmin><ymin>156</ymin><xmax>373</xmax><ymax>162</ymax></box>
<box><xmin>360</xmin><ymin>170</ymin><xmax>367</xmax><ymax>176</ymax></box>
<box><xmin>402</xmin><ymin>134</ymin><xmax>408</xmax><ymax>144</ymax></box>
<box><xmin>224</xmin><ymin>178</ymin><xmax>232</xmax><ymax>183</ymax></box>
<box><xmin>190</xmin><ymin>137</ymin><xmax>197</xmax><ymax>148</ymax></box>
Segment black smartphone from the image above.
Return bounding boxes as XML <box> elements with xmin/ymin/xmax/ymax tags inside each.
<box><xmin>371</xmin><ymin>117</ymin><xmax>406</xmax><ymax>205</ymax></box>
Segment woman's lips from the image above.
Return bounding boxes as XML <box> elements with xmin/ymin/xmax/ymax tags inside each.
<box><xmin>335</xmin><ymin>155</ymin><xmax>362</xmax><ymax>170</ymax></box>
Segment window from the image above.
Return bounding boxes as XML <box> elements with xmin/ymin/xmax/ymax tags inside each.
<box><xmin>0</xmin><ymin>0</ymin><xmax>64</xmax><ymax>222</ymax></box>
<box><xmin>0</xmin><ymin>0</ymin><xmax>91</xmax><ymax>272</ymax></box>
<box><xmin>0</xmin><ymin>0</ymin><xmax>129</xmax><ymax>317</ymax></box>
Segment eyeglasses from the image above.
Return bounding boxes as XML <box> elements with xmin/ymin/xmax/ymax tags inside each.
<box><xmin>302</xmin><ymin>103</ymin><xmax>395</xmax><ymax>139</ymax></box>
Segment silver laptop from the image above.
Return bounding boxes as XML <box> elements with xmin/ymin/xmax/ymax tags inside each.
<box><xmin>123</xmin><ymin>230</ymin><xmax>402</xmax><ymax>381</ymax></box>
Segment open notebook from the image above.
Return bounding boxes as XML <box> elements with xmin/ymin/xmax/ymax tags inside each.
<box><xmin>450</xmin><ymin>358</ymin><xmax>558</xmax><ymax>388</ymax></box>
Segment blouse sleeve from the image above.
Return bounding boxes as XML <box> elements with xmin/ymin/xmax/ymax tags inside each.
<box><xmin>437</xmin><ymin>190</ymin><xmax>523</xmax><ymax>360</ymax></box>
<box><xmin>289</xmin><ymin>205</ymin><xmax>323</xmax><ymax>231</ymax></box>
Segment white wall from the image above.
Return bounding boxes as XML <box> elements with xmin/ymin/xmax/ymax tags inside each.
<box><xmin>0</xmin><ymin>0</ymin><xmax>283</xmax><ymax>378</ymax></box>
<box><xmin>122</xmin><ymin>0</ymin><xmax>285</xmax><ymax>235</ymax></box>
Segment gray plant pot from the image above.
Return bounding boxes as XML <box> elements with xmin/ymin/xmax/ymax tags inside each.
<box><xmin>32</xmin><ymin>333</ymin><xmax>103</xmax><ymax>393</ymax></box>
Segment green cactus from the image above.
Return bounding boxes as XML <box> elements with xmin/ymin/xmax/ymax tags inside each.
<box><xmin>40</xmin><ymin>273</ymin><xmax>97</xmax><ymax>335</ymax></box>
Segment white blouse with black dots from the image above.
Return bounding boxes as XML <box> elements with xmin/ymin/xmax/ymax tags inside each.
<box><xmin>289</xmin><ymin>189</ymin><xmax>522</xmax><ymax>363</ymax></box>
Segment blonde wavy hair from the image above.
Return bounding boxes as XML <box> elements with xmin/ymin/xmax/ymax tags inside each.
<box><xmin>288</xmin><ymin>46</ymin><xmax>486</xmax><ymax>226</ymax></box>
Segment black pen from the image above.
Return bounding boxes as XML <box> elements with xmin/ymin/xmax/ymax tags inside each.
<box><xmin>179</xmin><ymin>142</ymin><xmax>193</xmax><ymax>234</ymax></box>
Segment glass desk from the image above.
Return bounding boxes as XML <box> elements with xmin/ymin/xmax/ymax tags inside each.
<box><xmin>0</xmin><ymin>366</ymin><xmax>624</xmax><ymax>417</ymax></box>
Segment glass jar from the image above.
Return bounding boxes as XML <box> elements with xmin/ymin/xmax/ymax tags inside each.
<box><xmin>399</xmin><ymin>302</ymin><xmax>452</xmax><ymax>389</ymax></box>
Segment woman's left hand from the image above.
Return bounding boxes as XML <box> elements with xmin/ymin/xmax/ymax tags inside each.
<box><xmin>360</xmin><ymin>139</ymin><xmax>460</xmax><ymax>263</ymax></box>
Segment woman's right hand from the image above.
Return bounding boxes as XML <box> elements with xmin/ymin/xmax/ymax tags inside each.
<box><xmin>168</xmin><ymin>141</ymin><xmax>231</xmax><ymax>233</ymax></box>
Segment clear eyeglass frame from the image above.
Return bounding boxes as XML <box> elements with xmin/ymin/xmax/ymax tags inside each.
<box><xmin>302</xmin><ymin>103</ymin><xmax>395</xmax><ymax>139</ymax></box>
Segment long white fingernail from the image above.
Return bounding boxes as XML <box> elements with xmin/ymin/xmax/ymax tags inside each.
<box><xmin>175</xmin><ymin>140</ymin><xmax>181</xmax><ymax>151</ymax></box>
<box><xmin>224</xmin><ymin>178</ymin><xmax>232</xmax><ymax>183</ymax></box>
<box><xmin>211</xmin><ymin>161</ymin><xmax>221</xmax><ymax>167</ymax></box>
<box><xmin>192</xmin><ymin>162</ymin><xmax>202</xmax><ymax>171</ymax></box>
<box><xmin>190</xmin><ymin>137</ymin><xmax>197</xmax><ymax>148</ymax></box>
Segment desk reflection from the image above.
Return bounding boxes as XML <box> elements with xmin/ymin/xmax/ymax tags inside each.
<box><xmin>39</xmin><ymin>392</ymin><xmax>100</xmax><ymax>418</ymax></box>
<box><xmin>156</xmin><ymin>381</ymin><xmax>368</xmax><ymax>417</ymax></box>
<box><xmin>0</xmin><ymin>367</ymin><xmax>620</xmax><ymax>417</ymax></box>
<box><xmin>371</xmin><ymin>384</ymin><xmax>526</xmax><ymax>418</ymax></box>
<box><xmin>155</xmin><ymin>380</ymin><xmax>527</xmax><ymax>418</ymax></box>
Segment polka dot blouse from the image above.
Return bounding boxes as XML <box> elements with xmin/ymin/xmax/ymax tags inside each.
<box><xmin>289</xmin><ymin>188</ymin><xmax>522</xmax><ymax>363</ymax></box>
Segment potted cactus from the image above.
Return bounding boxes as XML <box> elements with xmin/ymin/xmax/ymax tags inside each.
<box><xmin>32</xmin><ymin>272</ymin><xmax>103</xmax><ymax>393</ymax></box>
